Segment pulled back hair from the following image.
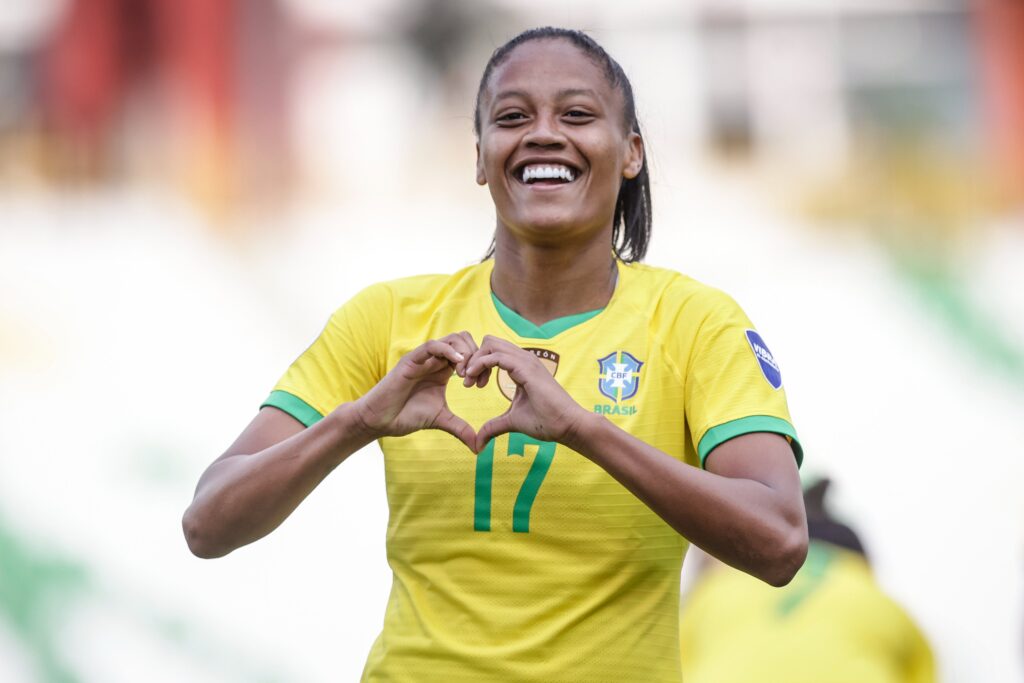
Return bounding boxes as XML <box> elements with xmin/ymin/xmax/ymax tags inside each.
<box><xmin>474</xmin><ymin>27</ymin><xmax>652</xmax><ymax>263</ymax></box>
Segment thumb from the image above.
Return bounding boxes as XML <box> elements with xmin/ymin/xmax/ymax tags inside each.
<box><xmin>475</xmin><ymin>412</ymin><xmax>513</xmax><ymax>453</ymax></box>
<box><xmin>433</xmin><ymin>408</ymin><xmax>477</xmax><ymax>453</ymax></box>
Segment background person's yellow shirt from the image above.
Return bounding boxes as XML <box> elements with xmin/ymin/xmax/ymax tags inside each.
<box><xmin>679</xmin><ymin>542</ymin><xmax>935</xmax><ymax>683</ymax></box>
<box><xmin>264</xmin><ymin>258</ymin><xmax>800</xmax><ymax>683</ymax></box>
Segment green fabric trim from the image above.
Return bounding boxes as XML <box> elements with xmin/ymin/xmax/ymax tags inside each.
<box><xmin>261</xmin><ymin>390</ymin><xmax>323</xmax><ymax>427</ymax></box>
<box><xmin>698</xmin><ymin>415</ymin><xmax>803</xmax><ymax>469</ymax></box>
<box><xmin>490</xmin><ymin>292</ymin><xmax>603</xmax><ymax>340</ymax></box>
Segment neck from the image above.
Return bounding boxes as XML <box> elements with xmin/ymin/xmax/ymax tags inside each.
<box><xmin>490</xmin><ymin>228</ymin><xmax>618</xmax><ymax>327</ymax></box>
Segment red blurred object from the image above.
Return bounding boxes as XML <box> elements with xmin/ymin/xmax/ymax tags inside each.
<box><xmin>974</xmin><ymin>0</ymin><xmax>1024</xmax><ymax>202</ymax></box>
<box><xmin>41</xmin><ymin>0</ymin><xmax>132</xmax><ymax>173</ymax></box>
<box><xmin>152</xmin><ymin>0</ymin><xmax>235</xmax><ymax>146</ymax></box>
<box><xmin>40</xmin><ymin>0</ymin><xmax>238</xmax><ymax>184</ymax></box>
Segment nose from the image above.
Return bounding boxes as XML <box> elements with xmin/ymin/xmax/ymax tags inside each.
<box><xmin>523</xmin><ymin>113</ymin><xmax>565</xmax><ymax>148</ymax></box>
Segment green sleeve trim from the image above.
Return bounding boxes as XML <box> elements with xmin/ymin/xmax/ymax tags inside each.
<box><xmin>698</xmin><ymin>415</ymin><xmax>802</xmax><ymax>469</ymax></box>
<box><xmin>491</xmin><ymin>292</ymin><xmax>602</xmax><ymax>339</ymax></box>
<box><xmin>261</xmin><ymin>390</ymin><xmax>323</xmax><ymax>427</ymax></box>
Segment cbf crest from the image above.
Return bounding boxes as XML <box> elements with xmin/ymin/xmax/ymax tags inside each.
<box><xmin>597</xmin><ymin>351</ymin><xmax>644</xmax><ymax>402</ymax></box>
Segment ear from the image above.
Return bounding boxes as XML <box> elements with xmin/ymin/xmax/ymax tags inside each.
<box><xmin>622</xmin><ymin>132</ymin><xmax>644</xmax><ymax>180</ymax></box>
<box><xmin>475</xmin><ymin>142</ymin><xmax>487</xmax><ymax>186</ymax></box>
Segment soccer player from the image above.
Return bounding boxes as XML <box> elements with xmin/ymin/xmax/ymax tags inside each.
<box><xmin>679</xmin><ymin>479</ymin><xmax>935</xmax><ymax>683</ymax></box>
<box><xmin>183</xmin><ymin>27</ymin><xmax>807</xmax><ymax>682</ymax></box>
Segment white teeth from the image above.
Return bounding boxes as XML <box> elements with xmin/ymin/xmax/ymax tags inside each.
<box><xmin>521</xmin><ymin>164</ymin><xmax>576</xmax><ymax>183</ymax></box>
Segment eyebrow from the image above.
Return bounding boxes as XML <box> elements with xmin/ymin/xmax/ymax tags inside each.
<box><xmin>491</xmin><ymin>88</ymin><xmax>600</xmax><ymax>104</ymax></box>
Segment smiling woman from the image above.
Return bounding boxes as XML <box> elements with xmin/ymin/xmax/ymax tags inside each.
<box><xmin>182</xmin><ymin>26</ymin><xmax>807</xmax><ymax>683</ymax></box>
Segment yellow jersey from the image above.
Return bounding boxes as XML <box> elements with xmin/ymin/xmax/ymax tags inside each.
<box><xmin>264</xmin><ymin>259</ymin><xmax>800</xmax><ymax>682</ymax></box>
<box><xmin>679</xmin><ymin>542</ymin><xmax>935</xmax><ymax>683</ymax></box>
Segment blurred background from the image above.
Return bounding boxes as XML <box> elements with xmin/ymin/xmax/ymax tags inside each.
<box><xmin>1</xmin><ymin>0</ymin><xmax>1022</xmax><ymax>681</ymax></box>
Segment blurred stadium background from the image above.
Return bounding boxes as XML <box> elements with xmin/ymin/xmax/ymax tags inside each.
<box><xmin>1</xmin><ymin>0</ymin><xmax>1022</xmax><ymax>681</ymax></box>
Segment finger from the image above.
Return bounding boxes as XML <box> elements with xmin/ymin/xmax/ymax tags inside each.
<box><xmin>447</xmin><ymin>330</ymin><xmax>478</xmax><ymax>355</ymax></box>
<box><xmin>481</xmin><ymin>350</ymin><xmax>526</xmax><ymax>388</ymax></box>
<box><xmin>462</xmin><ymin>331</ymin><xmax>479</xmax><ymax>353</ymax></box>
<box><xmin>463</xmin><ymin>350</ymin><xmax>509</xmax><ymax>389</ymax></box>
<box><xmin>406</xmin><ymin>343</ymin><xmax>436</xmax><ymax>366</ymax></box>
<box><xmin>421</xmin><ymin>355</ymin><xmax>449</xmax><ymax>374</ymax></box>
<box><xmin>463</xmin><ymin>362</ymin><xmax>492</xmax><ymax>388</ymax></box>
<box><xmin>460</xmin><ymin>331</ymin><xmax>479</xmax><ymax>373</ymax></box>
<box><xmin>465</xmin><ymin>337</ymin><xmax>532</xmax><ymax>388</ymax></box>
<box><xmin>465</xmin><ymin>350</ymin><xmax>520</xmax><ymax>382</ymax></box>
<box><xmin>463</xmin><ymin>351</ymin><xmax>496</xmax><ymax>388</ymax></box>
<box><xmin>434</xmin><ymin>408</ymin><xmax>477</xmax><ymax>452</ymax></box>
<box><xmin>450</xmin><ymin>338</ymin><xmax>471</xmax><ymax>377</ymax></box>
<box><xmin>442</xmin><ymin>331</ymin><xmax>475</xmax><ymax>377</ymax></box>
<box><xmin>479</xmin><ymin>335</ymin><xmax>522</xmax><ymax>355</ymax></box>
<box><xmin>475</xmin><ymin>412</ymin><xmax>513</xmax><ymax>452</ymax></box>
<box><xmin>425</xmin><ymin>339</ymin><xmax>465</xmax><ymax>367</ymax></box>
<box><xmin>409</xmin><ymin>340</ymin><xmax>465</xmax><ymax>368</ymax></box>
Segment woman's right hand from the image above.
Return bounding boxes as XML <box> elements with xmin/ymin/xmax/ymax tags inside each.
<box><xmin>352</xmin><ymin>332</ymin><xmax>478</xmax><ymax>450</ymax></box>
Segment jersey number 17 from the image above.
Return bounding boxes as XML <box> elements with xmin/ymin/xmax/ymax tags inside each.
<box><xmin>473</xmin><ymin>433</ymin><xmax>556</xmax><ymax>533</ymax></box>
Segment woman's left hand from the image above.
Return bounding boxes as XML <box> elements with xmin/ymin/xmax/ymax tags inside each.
<box><xmin>462</xmin><ymin>335</ymin><xmax>590</xmax><ymax>452</ymax></box>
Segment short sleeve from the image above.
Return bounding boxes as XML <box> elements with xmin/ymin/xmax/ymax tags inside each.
<box><xmin>681</xmin><ymin>288</ymin><xmax>802</xmax><ymax>468</ymax></box>
<box><xmin>261</xmin><ymin>284</ymin><xmax>393</xmax><ymax>426</ymax></box>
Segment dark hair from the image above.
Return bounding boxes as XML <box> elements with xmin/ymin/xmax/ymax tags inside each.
<box><xmin>474</xmin><ymin>27</ymin><xmax>652</xmax><ymax>263</ymax></box>
<box><xmin>803</xmin><ymin>478</ymin><xmax>867</xmax><ymax>558</ymax></box>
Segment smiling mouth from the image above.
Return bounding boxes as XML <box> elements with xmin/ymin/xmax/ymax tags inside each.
<box><xmin>514</xmin><ymin>163</ymin><xmax>580</xmax><ymax>186</ymax></box>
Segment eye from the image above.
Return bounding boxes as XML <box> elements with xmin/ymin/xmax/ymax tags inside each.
<box><xmin>564</xmin><ymin>109</ymin><xmax>595</xmax><ymax>123</ymax></box>
<box><xmin>496</xmin><ymin>111</ymin><xmax>527</xmax><ymax>125</ymax></box>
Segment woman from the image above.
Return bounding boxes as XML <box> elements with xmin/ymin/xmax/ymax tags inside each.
<box><xmin>183</xmin><ymin>27</ymin><xmax>807</xmax><ymax>682</ymax></box>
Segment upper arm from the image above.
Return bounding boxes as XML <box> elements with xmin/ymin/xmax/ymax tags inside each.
<box><xmin>705</xmin><ymin>432</ymin><xmax>804</xmax><ymax>519</ymax></box>
<box><xmin>704</xmin><ymin>432</ymin><xmax>808</xmax><ymax>584</ymax></box>
<box><xmin>214</xmin><ymin>406</ymin><xmax>307</xmax><ymax>465</ymax></box>
<box><xmin>190</xmin><ymin>407</ymin><xmax>306</xmax><ymax>496</ymax></box>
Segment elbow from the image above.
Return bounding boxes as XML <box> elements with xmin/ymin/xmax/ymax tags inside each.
<box><xmin>762</xmin><ymin>523</ymin><xmax>808</xmax><ymax>587</ymax></box>
<box><xmin>182</xmin><ymin>506</ymin><xmax>229</xmax><ymax>559</ymax></box>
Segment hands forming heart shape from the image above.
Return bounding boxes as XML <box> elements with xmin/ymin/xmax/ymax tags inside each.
<box><xmin>353</xmin><ymin>333</ymin><xmax>589</xmax><ymax>454</ymax></box>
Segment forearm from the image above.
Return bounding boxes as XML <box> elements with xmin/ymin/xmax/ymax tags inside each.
<box><xmin>183</xmin><ymin>402</ymin><xmax>376</xmax><ymax>558</ymax></box>
<box><xmin>566</xmin><ymin>414</ymin><xmax>806</xmax><ymax>586</ymax></box>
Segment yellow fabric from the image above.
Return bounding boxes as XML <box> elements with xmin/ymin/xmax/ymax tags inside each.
<box><xmin>268</xmin><ymin>259</ymin><xmax>798</xmax><ymax>683</ymax></box>
<box><xmin>679</xmin><ymin>543</ymin><xmax>936</xmax><ymax>683</ymax></box>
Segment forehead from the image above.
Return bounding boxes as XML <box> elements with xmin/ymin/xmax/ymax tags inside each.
<box><xmin>483</xmin><ymin>39</ymin><xmax>621</xmax><ymax>108</ymax></box>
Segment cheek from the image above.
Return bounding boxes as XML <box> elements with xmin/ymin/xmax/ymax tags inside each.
<box><xmin>582</xmin><ymin>129</ymin><xmax>628</xmax><ymax>170</ymax></box>
<box><xmin>589</xmin><ymin>143</ymin><xmax>629</xmax><ymax>190</ymax></box>
<box><xmin>479</xmin><ymin>130</ymin><xmax>516</xmax><ymax>164</ymax></box>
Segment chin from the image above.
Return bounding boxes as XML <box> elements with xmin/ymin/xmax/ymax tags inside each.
<box><xmin>510</xmin><ymin>216</ymin><xmax>591</xmax><ymax>246</ymax></box>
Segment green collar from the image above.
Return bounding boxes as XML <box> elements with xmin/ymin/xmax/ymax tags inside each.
<box><xmin>490</xmin><ymin>291</ymin><xmax>603</xmax><ymax>339</ymax></box>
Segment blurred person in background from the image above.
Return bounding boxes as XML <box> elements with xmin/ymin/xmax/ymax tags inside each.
<box><xmin>679</xmin><ymin>478</ymin><xmax>935</xmax><ymax>683</ymax></box>
<box><xmin>183</xmin><ymin>27</ymin><xmax>807</xmax><ymax>682</ymax></box>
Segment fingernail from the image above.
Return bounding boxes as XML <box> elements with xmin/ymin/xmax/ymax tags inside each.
<box><xmin>454</xmin><ymin>352</ymin><xmax>465</xmax><ymax>361</ymax></box>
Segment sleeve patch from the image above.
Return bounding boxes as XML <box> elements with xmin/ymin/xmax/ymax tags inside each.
<box><xmin>745</xmin><ymin>329</ymin><xmax>782</xmax><ymax>389</ymax></box>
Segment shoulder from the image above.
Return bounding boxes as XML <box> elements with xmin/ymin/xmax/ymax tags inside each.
<box><xmin>332</xmin><ymin>261</ymin><xmax>491</xmax><ymax>316</ymax></box>
<box><xmin>618</xmin><ymin>261</ymin><xmax>746</xmax><ymax>328</ymax></box>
